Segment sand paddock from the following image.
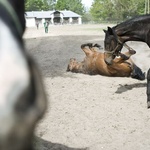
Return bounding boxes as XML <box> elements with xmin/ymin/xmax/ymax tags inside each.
<box><xmin>24</xmin><ymin>24</ymin><xmax>150</xmax><ymax>150</ymax></box>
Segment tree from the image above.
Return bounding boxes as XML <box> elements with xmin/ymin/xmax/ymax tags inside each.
<box><xmin>113</xmin><ymin>0</ymin><xmax>145</xmax><ymax>20</ymax></box>
<box><xmin>25</xmin><ymin>0</ymin><xmax>54</xmax><ymax>11</ymax></box>
<box><xmin>25</xmin><ymin>0</ymin><xmax>44</xmax><ymax>11</ymax></box>
<box><xmin>82</xmin><ymin>12</ymin><xmax>93</xmax><ymax>23</ymax></box>
<box><xmin>42</xmin><ymin>0</ymin><xmax>55</xmax><ymax>10</ymax></box>
<box><xmin>90</xmin><ymin>0</ymin><xmax>115</xmax><ymax>22</ymax></box>
<box><xmin>90</xmin><ymin>0</ymin><xmax>146</xmax><ymax>22</ymax></box>
<box><xmin>55</xmin><ymin>0</ymin><xmax>85</xmax><ymax>15</ymax></box>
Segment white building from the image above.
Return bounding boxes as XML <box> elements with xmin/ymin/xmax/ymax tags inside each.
<box><xmin>25</xmin><ymin>10</ymin><xmax>82</xmax><ymax>27</ymax></box>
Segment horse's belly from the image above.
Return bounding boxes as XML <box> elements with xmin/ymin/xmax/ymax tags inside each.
<box><xmin>94</xmin><ymin>58</ymin><xmax>111</xmax><ymax>76</ymax></box>
<box><xmin>108</xmin><ymin>63</ymin><xmax>132</xmax><ymax>77</ymax></box>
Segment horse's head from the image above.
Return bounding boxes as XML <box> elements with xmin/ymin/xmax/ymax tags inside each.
<box><xmin>103</xmin><ymin>27</ymin><xmax>123</xmax><ymax>65</ymax></box>
<box><xmin>67</xmin><ymin>58</ymin><xmax>77</xmax><ymax>71</ymax></box>
<box><xmin>0</xmin><ymin>0</ymin><xmax>46</xmax><ymax>149</ymax></box>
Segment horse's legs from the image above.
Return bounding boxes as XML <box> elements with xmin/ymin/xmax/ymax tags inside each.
<box><xmin>81</xmin><ymin>44</ymin><xmax>93</xmax><ymax>56</ymax></box>
<box><xmin>81</xmin><ymin>43</ymin><xmax>102</xmax><ymax>55</ymax></box>
<box><xmin>147</xmin><ymin>69</ymin><xmax>150</xmax><ymax>108</ymax></box>
<box><xmin>124</xmin><ymin>43</ymin><xmax>136</xmax><ymax>54</ymax></box>
<box><xmin>115</xmin><ymin>50</ymin><xmax>136</xmax><ymax>63</ymax></box>
<box><xmin>117</xmin><ymin>44</ymin><xmax>136</xmax><ymax>61</ymax></box>
<box><xmin>90</xmin><ymin>46</ymin><xmax>100</xmax><ymax>52</ymax></box>
<box><xmin>89</xmin><ymin>44</ymin><xmax>102</xmax><ymax>52</ymax></box>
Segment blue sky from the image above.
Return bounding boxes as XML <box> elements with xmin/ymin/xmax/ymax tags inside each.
<box><xmin>82</xmin><ymin>0</ymin><xmax>94</xmax><ymax>8</ymax></box>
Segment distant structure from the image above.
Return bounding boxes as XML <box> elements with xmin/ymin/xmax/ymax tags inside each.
<box><xmin>25</xmin><ymin>10</ymin><xmax>82</xmax><ymax>27</ymax></box>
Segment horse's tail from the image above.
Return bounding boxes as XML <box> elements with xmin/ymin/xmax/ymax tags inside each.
<box><xmin>147</xmin><ymin>68</ymin><xmax>150</xmax><ymax>108</ymax></box>
<box><xmin>131</xmin><ymin>64</ymin><xmax>145</xmax><ymax>80</ymax></box>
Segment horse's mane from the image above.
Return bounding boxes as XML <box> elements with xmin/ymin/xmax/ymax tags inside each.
<box><xmin>113</xmin><ymin>14</ymin><xmax>150</xmax><ymax>34</ymax></box>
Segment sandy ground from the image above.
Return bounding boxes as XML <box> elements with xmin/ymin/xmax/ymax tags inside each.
<box><xmin>24</xmin><ymin>24</ymin><xmax>150</xmax><ymax>150</ymax></box>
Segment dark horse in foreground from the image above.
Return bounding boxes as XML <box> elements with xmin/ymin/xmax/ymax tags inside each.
<box><xmin>103</xmin><ymin>14</ymin><xmax>150</xmax><ymax>108</ymax></box>
<box><xmin>0</xmin><ymin>0</ymin><xmax>46</xmax><ymax>150</ymax></box>
<box><xmin>67</xmin><ymin>43</ymin><xmax>145</xmax><ymax>80</ymax></box>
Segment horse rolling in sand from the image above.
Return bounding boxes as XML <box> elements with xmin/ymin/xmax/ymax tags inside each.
<box><xmin>103</xmin><ymin>14</ymin><xmax>150</xmax><ymax>108</ymax></box>
<box><xmin>0</xmin><ymin>0</ymin><xmax>47</xmax><ymax>150</ymax></box>
<box><xmin>67</xmin><ymin>43</ymin><xmax>145</xmax><ymax>80</ymax></box>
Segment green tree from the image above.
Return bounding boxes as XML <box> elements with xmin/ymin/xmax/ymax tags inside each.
<box><xmin>90</xmin><ymin>0</ymin><xmax>115</xmax><ymax>22</ymax></box>
<box><xmin>25</xmin><ymin>0</ymin><xmax>85</xmax><ymax>15</ymax></box>
<box><xmin>25</xmin><ymin>0</ymin><xmax>54</xmax><ymax>11</ymax></box>
<box><xmin>90</xmin><ymin>0</ymin><xmax>145</xmax><ymax>22</ymax></box>
<box><xmin>43</xmin><ymin>0</ymin><xmax>56</xmax><ymax>10</ymax></box>
<box><xmin>25</xmin><ymin>0</ymin><xmax>44</xmax><ymax>11</ymax></box>
<box><xmin>82</xmin><ymin>12</ymin><xmax>93</xmax><ymax>23</ymax></box>
<box><xmin>113</xmin><ymin>0</ymin><xmax>145</xmax><ymax>20</ymax></box>
<box><xmin>55</xmin><ymin>0</ymin><xmax>85</xmax><ymax>15</ymax></box>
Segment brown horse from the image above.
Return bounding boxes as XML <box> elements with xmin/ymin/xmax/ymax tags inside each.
<box><xmin>67</xmin><ymin>43</ymin><xmax>145</xmax><ymax>80</ymax></box>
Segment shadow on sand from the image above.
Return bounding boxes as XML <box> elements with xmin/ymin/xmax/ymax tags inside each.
<box><xmin>34</xmin><ymin>137</ymin><xmax>88</xmax><ymax>150</ymax></box>
<box><xmin>115</xmin><ymin>82</ymin><xmax>146</xmax><ymax>94</ymax></box>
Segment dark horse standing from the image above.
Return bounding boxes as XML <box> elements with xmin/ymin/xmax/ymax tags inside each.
<box><xmin>0</xmin><ymin>0</ymin><xmax>47</xmax><ymax>150</ymax></box>
<box><xmin>103</xmin><ymin>14</ymin><xmax>150</xmax><ymax>108</ymax></box>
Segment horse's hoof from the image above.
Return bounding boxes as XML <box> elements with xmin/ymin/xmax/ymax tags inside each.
<box><xmin>81</xmin><ymin>43</ymin><xmax>93</xmax><ymax>49</ymax></box>
<box><xmin>93</xmin><ymin>43</ymin><xmax>102</xmax><ymax>49</ymax></box>
<box><xmin>87</xmin><ymin>43</ymin><xmax>93</xmax><ymax>48</ymax></box>
<box><xmin>81</xmin><ymin>44</ymin><xmax>86</xmax><ymax>49</ymax></box>
<box><xmin>129</xmin><ymin>49</ymin><xmax>136</xmax><ymax>54</ymax></box>
<box><xmin>119</xmin><ymin>53</ymin><xmax>129</xmax><ymax>60</ymax></box>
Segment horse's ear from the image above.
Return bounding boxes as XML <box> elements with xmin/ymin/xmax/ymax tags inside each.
<box><xmin>107</xmin><ymin>27</ymin><xmax>113</xmax><ymax>35</ymax></box>
<box><xmin>103</xmin><ymin>29</ymin><xmax>107</xmax><ymax>33</ymax></box>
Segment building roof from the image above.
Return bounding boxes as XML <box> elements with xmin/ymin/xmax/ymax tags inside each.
<box><xmin>25</xmin><ymin>10</ymin><xmax>81</xmax><ymax>18</ymax></box>
<box><xmin>61</xmin><ymin>10</ymin><xmax>81</xmax><ymax>17</ymax></box>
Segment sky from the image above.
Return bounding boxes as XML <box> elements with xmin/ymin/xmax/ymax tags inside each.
<box><xmin>82</xmin><ymin>0</ymin><xmax>94</xmax><ymax>8</ymax></box>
